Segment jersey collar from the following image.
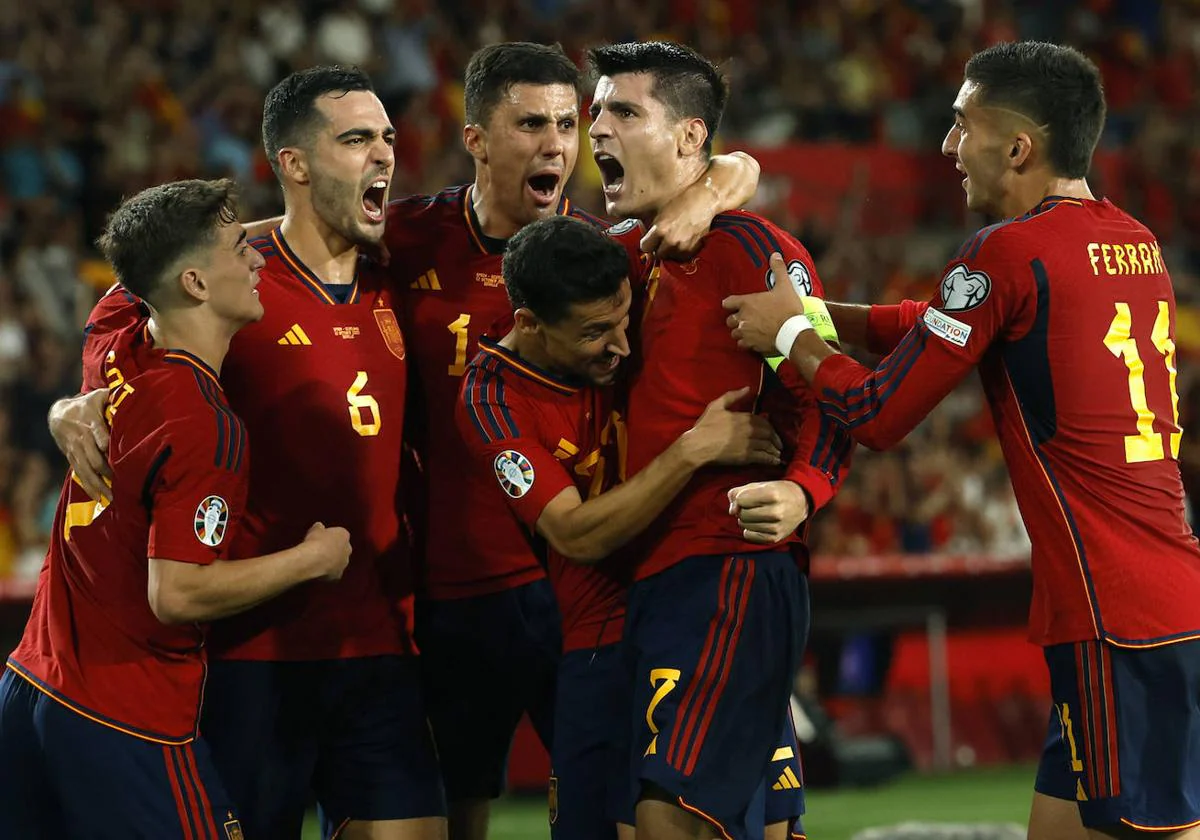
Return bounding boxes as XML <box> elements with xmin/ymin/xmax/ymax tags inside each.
<box><xmin>477</xmin><ymin>335</ymin><xmax>581</xmax><ymax>395</ymax></box>
<box><xmin>461</xmin><ymin>185</ymin><xmax>573</xmax><ymax>256</ymax></box>
<box><xmin>269</xmin><ymin>228</ymin><xmax>361</xmax><ymax>305</ymax></box>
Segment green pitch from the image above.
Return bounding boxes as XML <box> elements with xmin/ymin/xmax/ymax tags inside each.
<box><xmin>302</xmin><ymin>763</ymin><xmax>1034</xmax><ymax>839</ymax></box>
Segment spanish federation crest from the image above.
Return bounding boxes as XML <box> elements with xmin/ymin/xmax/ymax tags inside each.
<box><xmin>548</xmin><ymin>775</ymin><xmax>559</xmax><ymax>824</ymax></box>
<box><xmin>766</xmin><ymin>259</ymin><xmax>813</xmax><ymax>296</ymax></box>
<box><xmin>223</xmin><ymin>816</ymin><xmax>245</xmax><ymax>840</ymax></box>
<box><xmin>494</xmin><ymin>450</ymin><xmax>535</xmax><ymax>498</ymax></box>
<box><xmin>373</xmin><ymin>308</ymin><xmax>406</xmax><ymax>360</ymax></box>
<box><xmin>194</xmin><ymin>496</ymin><xmax>229</xmax><ymax>547</ymax></box>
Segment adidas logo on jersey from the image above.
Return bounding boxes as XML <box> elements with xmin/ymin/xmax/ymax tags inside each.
<box><xmin>553</xmin><ymin>438</ymin><xmax>579</xmax><ymax>460</ymax></box>
<box><xmin>277</xmin><ymin>325</ymin><xmax>312</xmax><ymax>346</ymax></box>
<box><xmin>411</xmin><ymin>269</ymin><xmax>441</xmax><ymax>290</ymax></box>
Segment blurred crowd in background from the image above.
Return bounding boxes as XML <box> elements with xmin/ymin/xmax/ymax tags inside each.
<box><xmin>2</xmin><ymin>0</ymin><xmax>1199</xmax><ymax>576</ymax></box>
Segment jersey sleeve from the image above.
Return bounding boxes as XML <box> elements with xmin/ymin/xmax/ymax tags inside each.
<box><xmin>865</xmin><ymin>299</ymin><xmax>930</xmax><ymax>355</ymax></box>
<box><xmin>144</xmin><ymin>414</ymin><xmax>247</xmax><ymax>566</ymax></box>
<box><xmin>81</xmin><ymin>285</ymin><xmax>148</xmax><ymax>391</ymax></box>
<box><xmin>707</xmin><ymin>220</ymin><xmax>853</xmax><ymax>511</ymax></box>
<box><xmin>455</xmin><ymin>367</ymin><xmax>576</xmax><ymax>528</ymax></box>
<box><xmin>813</xmin><ymin>225</ymin><xmax>1039</xmax><ymax>450</ymax></box>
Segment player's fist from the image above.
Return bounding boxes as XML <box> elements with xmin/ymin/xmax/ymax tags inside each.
<box><xmin>727</xmin><ymin>480</ymin><xmax>811</xmax><ymax>544</ymax></box>
<box><xmin>680</xmin><ymin>387</ymin><xmax>783</xmax><ymax>468</ymax></box>
<box><xmin>303</xmin><ymin>522</ymin><xmax>352</xmax><ymax>581</ymax></box>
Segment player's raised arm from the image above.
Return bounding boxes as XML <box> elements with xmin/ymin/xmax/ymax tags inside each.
<box><xmin>727</xmin><ymin>242</ymin><xmax>1034</xmax><ymax>450</ymax></box>
<box><xmin>642</xmin><ymin>151</ymin><xmax>761</xmax><ymax>257</ymax></box>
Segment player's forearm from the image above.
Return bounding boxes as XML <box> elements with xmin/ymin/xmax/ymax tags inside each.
<box><xmin>543</xmin><ymin>442</ymin><xmax>701</xmax><ymax>564</ymax></box>
<box><xmin>702</xmin><ymin>151</ymin><xmax>760</xmax><ymax>212</ymax></box>
<box><xmin>824</xmin><ymin>303</ymin><xmax>872</xmax><ymax>347</ymax></box>
<box><xmin>148</xmin><ymin>546</ymin><xmax>322</xmax><ymax>624</ymax></box>
<box><xmin>786</xmin><ymin>329</ymin><xmax>840</xmax><ymax>383</ymax></box>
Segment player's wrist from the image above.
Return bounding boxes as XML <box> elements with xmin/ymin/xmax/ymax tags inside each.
<box><xmin>774</xmin><ymin>314</ymin><xmax>813</xmax><ymax>357</ymax></box>
<box><xmin>799</xmin><ymin>297</ymin><xmax>840</xmax><ymax>344</ymax></box>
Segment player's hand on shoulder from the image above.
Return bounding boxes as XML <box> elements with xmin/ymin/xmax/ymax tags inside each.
<box><xmin>644</xmin><ymin>189</ymin><xmax>716</xmax><ymax>259</ymax></box>
<box><xmin>723</xmin><ymin>252</ymin><xmax>809</xmax><ymax>355</ymax></box>
<box><xmin>49</xmin><ymin>390</ymin><xmax>113</xmax><ymax>503</ymax></box>
<box><xmin>727</xmin><ymin>480</ymin><xmax>811</xmax><ymax>544</ymax></box>
<box><xmin>681</xmin><ymin>387</ymin><xmax>783</xmax><ymax>468</ymax></box>
<box><xmin>302</xmin><ymin>522</ymin><xmax>352</xmax><ymax>581</ymax></box>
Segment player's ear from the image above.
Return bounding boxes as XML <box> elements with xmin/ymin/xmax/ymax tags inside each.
<box><xmin>178</xmin><ymin>268</ymin><xmax>210</xmax><ymax>304</ymax></box>
<box><xmin>1009</xmin><ymin>131</ymin><xmax>1034</xmax><ymax>170</ymax></box>
<box><xmin>278</xmin><ymin>147</ymin><xmax>310</xmax><ymax>187</ymax></box>
<box><xmin>677</xmin><ymin>117</ymin><xmax>708</xmax><ymax>158</ymax></box>
<box><xmin>464</xmin><ymin>123</ymin><xmax>488</xmax><ymax>164</ymax></box>
<box><xmin>513</xmin><ymin>307</ymin><xmax>541</xmax><ymax>335</ymax></box>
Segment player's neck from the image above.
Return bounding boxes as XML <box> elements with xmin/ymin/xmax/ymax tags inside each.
<box><xmin>1006</xmin><ymin>175</ymin><xmax>1095</xmax><ymax>218</ymax></box>
<box><xmin>501</xmin><ymin>328</ymin><xmax>557</xmax><ymax>375</ymax></box>
<box><xmin>279</xmin><ymin>205</ymin><xmax>359</xmax><ymax>286</ymax></box>
<box><xmin>146</xmin><ymin>312</ymin><xmax>235</xmax><ymax>377</ymax></box>
<box><xmin>471</xmin><ymin>170</ymin><xmax>523</xmax><ymax>240</ymax></box>
<box><xmin>634</xmin><ymin>157</ymin><xmax>708</xmax><ymax>226</ymax></box>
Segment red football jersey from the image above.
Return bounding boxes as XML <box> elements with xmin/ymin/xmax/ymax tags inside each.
<box><xmin>80</xmin><ymin>230</ymin><xmax>415</xmax><ymax>661</ymax></box>
<box><xmin>10</xmin><ymin>327</ymin><xmax>248</xmax><ymax>742</ymax></box>
<box><xmin>387</xmin><ymin>185</ymin><xmax>609</xmax><ymax>600</ymax></box>
<box><xmin>456</xmin><ymin>337</ymin><xmax>628</xmax><ymax>652</ymax></box>
<box><xmin>814</xmin><ymin>196</ymin><xmax>1200</xmax><ymax>647</ymax></box>
<box><xmin>620</xmin><ymin>211</ymin><xmax>854</xmax><ymax>581</ymax></box>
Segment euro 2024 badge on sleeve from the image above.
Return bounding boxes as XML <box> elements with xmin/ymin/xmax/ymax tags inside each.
<box><xmin>494</xmin><ymin>450</ymin><xmax>535</xmax><ymax>498</ymax></box>
<box><xmin>194</xmin><ymin>495</ymin><xmax>229</xmax><ymax>547</ymax></box>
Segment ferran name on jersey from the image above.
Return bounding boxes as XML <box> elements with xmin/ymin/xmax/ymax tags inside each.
<box><xmin>923</xmin><ymin>307</ymin><xmax>972</xmax><ymax>348</ymax></box>
<box><xmin>373</xmin><ymin>308</ymin><xmax>406</xmax><ymax>361</ymax></box>
<box><xmin>765</xmin><ymin>259</ymin><xmax>813</xmax><ymax>296</ymax></box>
<box><xmin>494</xmin><ymin>450</ymin><xmax>536</xmax><ymax>498</ymax></box>
<box><xmin>939</xmin><ymin>264</ymin><xmax>991</xmax><ymax>311</ymax></box>
<box><xmin>194</xmin><ymin>495</ymin><xmax>230</xmax><ymax>546</ymax></box>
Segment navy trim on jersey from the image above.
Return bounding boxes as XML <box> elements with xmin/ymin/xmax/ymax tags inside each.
<box><xmin>711</xmin><ymin>214</ymin><xmax>786</xmax><ymax>268</ymax></box>
<box><xmin>249</xmin><ymin>233</ymin><xmax>276</xmax><ymax>259</ymax></box>
<box><xmin>193</xmin><ymin>370</ymin><xmax>245</xmax><ymax>472</ymax></box>
<box><xmin>569</xmin><ymin>206</ymin><xmax>606</xmax><ymax>229</ymax></box>
<box><xmin>141</xmin><ymin>445</ymin><xmax>173</xmax><ymax>515</ymax></box>
<box><xmin>477</xmin><ymin>336</ymin><xmax>581</xmax><ymax>395</ymax></box>
<box><xmin>462</xmin><ymin>363</ymin><xmax>520</xmax><ymax>444</ymax></box>
<box><xmin>818</xmin><ymin>326</ymin><xmax>928</xmax><ymax>427</ymax></box>
<box><xmin>1002</xmin><ymin>259</ymin><xmax>1056</xmax><ymax>444</ymax></box>
<box><xmin>956</xmin><ymin>196</ymin><xmax>1087</xmax><ymax>261</ymax></box>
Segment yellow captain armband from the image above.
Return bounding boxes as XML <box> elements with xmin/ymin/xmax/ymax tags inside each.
<box><xmin>799</xmin><ymin>297</ymin><xmax>839</xmax><ymax>344</ymax></box>
<box><xmin>766</xmin><ymin>355</ymin><xmax>785</xmax><ymax>372</ymax></box>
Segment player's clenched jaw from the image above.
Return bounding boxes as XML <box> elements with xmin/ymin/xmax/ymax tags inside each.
<box><xmin>465</xmin><ymin>82</ymin><xmax>580</xmax><ymax>234</ymax></box>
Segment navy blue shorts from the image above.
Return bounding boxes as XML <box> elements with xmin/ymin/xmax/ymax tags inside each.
<box><xmin>1034</xmin><ymin>638</ymin><xmax>1200</xmax><ymax>831</ymax></box>
<box><xmin>764</xmin><ymin>707</ymin><xmax>806</xmax><ymax>835</ymax></box>
<box><xmin>0</xmin><ymin>666</ymin><xmax>241</xmax><ymax>839</ymax></box>
<box><xmin>415</xmin><ymin>578</ymin><xmax>561</xmax><ymax>801</ymax></box>
<box><xmin>550</xmin><ymin>643</ymin><xmax>631</xmax><ymax>840</ymax></box>
<box><xmin>200</xmin><ymin>655</ymin><xmax>444</xmax><ymax>839</ymax></box>
<box><xmin>624</xmin><ymin>552</ymin><xmax>809</xmax><ymax>840</ymax></box>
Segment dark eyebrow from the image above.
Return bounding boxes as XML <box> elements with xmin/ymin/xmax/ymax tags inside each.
<box><xmin>953</xmin><ymin>106</ymin><xmax>966</xmax><ymax>119</ymax></box>
<box><xmin>589</xmin><ymin>99</ymin><xmax>639</xmax><ymax>119</ymax></box>
<box><xmin>233</xmin><ymin>229</ymin><xmax>248</xmax><ymax>250</ymax></box>
<box><xmin>335</xmin><ymin>126</ymin><xmax>397</xmax><ymax>142</ymax></box>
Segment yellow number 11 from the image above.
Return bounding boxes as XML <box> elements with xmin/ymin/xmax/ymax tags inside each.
<box><xmin>1103</xmin><ymin>301</ymin><xmax>1180</xmax><ymax>463</ymax></box>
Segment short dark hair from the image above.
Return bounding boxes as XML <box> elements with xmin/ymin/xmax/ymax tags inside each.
<box><xmin>587</xmin><ymin>41</ymin><xmax>728</xmax><ymax>155</ymax></box>
<box><xmin>262</xmin><ymin>65</ymin><xmax>375</xmax><ymax>179</ymax></box>
<box><xmin>965</xmin><ymin>42</ymin><xmax>1106</xmax><ymax>179</ymax></box>
<box><xmin>97</xmin><ymin>179</ymin><xmax>239</xmax><ymax>307</ymax></box>
<box><xmin>464</xmin><ymin>42</ymin><xmax>583</xmax><ymax>126</ymax></box>
<box><xmin>503</xmin><ymin>216</ymin><xmax>629</xmax><ymax>325</ymax></box>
